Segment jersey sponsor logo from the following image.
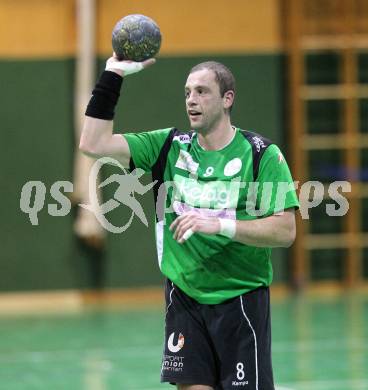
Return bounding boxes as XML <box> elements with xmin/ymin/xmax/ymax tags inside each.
<box><xmin>175</xmin><ymin>150</ymin><xmax>199</xmax><ymax>174</ymax></box>
<box><xmin>224</xmin><ymin>158</ymin><xmax>242</xmax><ymax>177</ymax></box>
<box><xmin>173</xmin><ymin>174</ymin><xmax>241</xmax><ymax>209</ymax></box>
<box><xmin>252</xmin><ymin>136</ymin><xmax>266</xmax><ymax>152</ymax></box>
<box><xmin>168</xmin><ymin>332</ymin><xmax>185</xmax><ymax>353</ymax></box>
<box><xmin>173</xmin><ymin>134</ymin><xmax>193</xmax><ymax>144</ymax></box>
<box><xmin>231</xmin><ymin>381</ymin><xmax>249</xmax><ymax>386</ymax></box>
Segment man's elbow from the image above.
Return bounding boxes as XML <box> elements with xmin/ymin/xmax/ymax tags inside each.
<box><xmin>79</xmin><ymin>137</ymin><xmax>99</xmax><ymax>158</ymax></box>
<box><xmin>79</xmin><ymin>139</ymin><xmax>90</xmax><ymax>154</ymax></box>
<box><xmin>282</xmin><ymin>224</ymin><xmax>296</xmax><ymax>248</ymax></box>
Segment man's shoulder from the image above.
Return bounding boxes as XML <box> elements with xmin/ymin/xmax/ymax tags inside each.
<box><xmin>238</xmin><ymin>129</ymin><xmax>273</xmax><ymax>152</ymax></box>
<box><xmin>237</xmin><ymin>128</ymin><xmax>275</xmax><ymax>180</ymax></box>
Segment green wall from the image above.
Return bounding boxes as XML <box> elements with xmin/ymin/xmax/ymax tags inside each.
<box><xmin>0</xmin><ymin>54</ymin><xmax>288</xmax><ymax>291</ymax></box>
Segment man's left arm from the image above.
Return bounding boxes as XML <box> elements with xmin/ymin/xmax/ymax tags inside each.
<box><xmin>169</xmin><ymin>209</ymin><xmax>295</xmax><ymax>247</ymax></box>
<box><xmin>233</xmin><ymin>208</ymin><xmax>296</xmax><ymax>247</ymax></box>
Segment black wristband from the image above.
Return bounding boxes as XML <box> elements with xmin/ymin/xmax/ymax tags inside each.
<box><xmin>85</xmin><ymin>71</ymin><xmax>123</xmax><ymax>120</ymax></box>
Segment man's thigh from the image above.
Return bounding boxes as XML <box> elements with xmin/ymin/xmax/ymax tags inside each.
<box><xmin>203</xmin><ymin>287</ymin><xmax>275</xmax><ymax>390</ymax></box>
<box><xmin>160</xmin><ymin>280</ymin><xmax>219</xmax><ymax>387</ymax></box>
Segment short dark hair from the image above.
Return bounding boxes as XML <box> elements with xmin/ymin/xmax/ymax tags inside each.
<box><xmin>189</xmin><ymin>61</ymin><xmax>236</xmax><ymax>112</ymax></box>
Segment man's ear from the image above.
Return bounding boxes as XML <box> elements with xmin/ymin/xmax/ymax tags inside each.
<box><xmin>223</xmin><ymin>90</ymin><xmax>235</xmax><ymax>110</ymax></box>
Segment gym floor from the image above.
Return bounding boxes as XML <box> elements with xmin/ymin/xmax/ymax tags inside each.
<box><xmin>0</xmin><ymin>290</ymin><xmax>367</xmax><ymax>390</ymax></box>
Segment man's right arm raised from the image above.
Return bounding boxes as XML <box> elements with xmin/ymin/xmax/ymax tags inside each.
<box><xmin>79</xmin><ymin>55</ymin><xmax>156</xmax><ymax>168</ymax></box>
<box><xmin>80</xmin><ymin>117</ymin><xmax>131</xmax><ymax>167</ymax></box>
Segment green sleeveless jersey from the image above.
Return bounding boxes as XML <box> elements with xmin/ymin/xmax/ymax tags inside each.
<box><xmin>124</xmin><ymin>127</ymin><xmax>299</xmax><ymax>304</ymax></box>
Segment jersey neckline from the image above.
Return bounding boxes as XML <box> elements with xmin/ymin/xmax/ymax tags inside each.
<box><xmin>193</xmin><ymin>127</ymin><xmax>239</xmax><ymax>153</ymax></box>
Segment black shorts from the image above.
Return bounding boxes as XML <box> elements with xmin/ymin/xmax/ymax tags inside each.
<box><xmin>160</xmin><ymin>279</ymin><xmax>275</xmax><ymax>390</ymax></box>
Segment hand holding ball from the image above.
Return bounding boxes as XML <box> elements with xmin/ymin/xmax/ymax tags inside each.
<box><xmin>112</xmin><ymin>14</ymin><xmax>161</xmax><ymax>62</ymax></box>
<box><xmin>86</xmin><ymin>15</ymin><xmax>160</xmax><ymax>120</ymax></box>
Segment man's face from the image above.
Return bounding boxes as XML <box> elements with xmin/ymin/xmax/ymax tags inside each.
<box><xmin>185</xmin><ymin>69</ymin><xmax>230</xmax><ymax>132</ymax></box>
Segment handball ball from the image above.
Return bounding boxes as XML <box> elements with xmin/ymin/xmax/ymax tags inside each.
<box><xmin>112</xmin><ymin>14</ymin><xmax>161</xmax><ymax>62</ymax></box>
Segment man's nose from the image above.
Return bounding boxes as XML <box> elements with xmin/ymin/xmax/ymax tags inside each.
<box><xmin>187</xmin><ymin>93</ymin><xmax>197</xmax><ymax>106</ymax></box>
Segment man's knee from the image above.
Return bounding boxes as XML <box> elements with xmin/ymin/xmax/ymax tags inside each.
<box><xmin>177</xmin><ymin>385</ymin><xmax>214</xmax><ymax>390</ymax></box>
